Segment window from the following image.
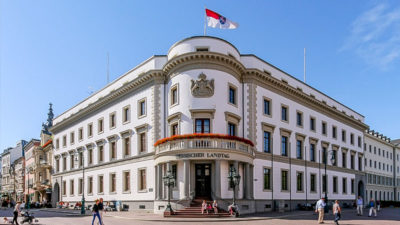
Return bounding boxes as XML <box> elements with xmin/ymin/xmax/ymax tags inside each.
<box><xmin>110</xmin><ymin>112</ymin><xmax>116</xmax><ymax>129</ymax></box>
<box><xmin>139</xmin><ymin>169</ymin><xmax>146</xmax><ymax>191</ymax></box>
<box><xmin>351</xmin><ymin>154</ymin><xmax>355</xmax><ymax>169</ymax></box>
<box><xmin>332</xmin><ymin>150</ymin><xmax>337</xmax><ymax>166</ymax></box>
<box><xmin>310</xmin><ymin>144</ymin><xmax>315</xmax><ymax>162</ymax></box>
<box><xmin>281</xmin><ymin>136</ymin><xmax>288</xmax><ymax>156</ymax></box>
<box><xmin>322</xmin><ymin>122</ymin><xmax>327</xmax><ymax>135</ymax></box>
<box><xmin>110</xmin><ymin>173</ymin><xmax>116</xmax><ymax>193</ymax></box>
<box><xmin>333</xmin><ymin>177</ymin><xmax>338</xmax><ymax>193</ymax></box>
<box><xmin>123</xmin><ymin>137</ymin><xmax>130</xmax><ymax>157</ymax></box>
<box><xmin>296</xmin><ymin>140</ymin><xmax>302</xmax><ymax>159</ymax></box>
<box><xmin>98</xmin><ymin>118</ymin><xmax>104</xmax><ymax>133</ymax></box>
<box><xmin>350</xmin><ymin>133</ymin><xmax>354</xmax><ymax>145</ymax></box>
<box><xmin>281</xmin><ymin>170</ymin><xmax>288</xmax><ymax>191</ymax></box>
<box><xmin>70</xmin><ymin>154</ymin><xmax>75</xmax><ymax>169</ymax></box>
<box><xmin>263</xmin><ymin>131</ymin><xmax>271</xmax><ymax>153</ymax></box>
<box><xmin>56</xmin><ymin>158</ymin><xmax>60</xmax><ymax>172</ymax></box>
<box><xmin>297</xmin><ymin>172</ymin><xmax>303</xmax><ymax>191</ymax></box>
<box><xmin>88</xmin><ymin>177</ymin><xmax>93</xmax><ymax>194</ymax></box>
<box><xmin>264</xmin><ymin>99</ymin><xmax>271</xmax><ymax>115</ymax></box>
<box><xmin>88</xmin><ymin>123</ymin><xmax>93</xmax><ymax>137</ymax></box>
<box><xmin>342</xmin><ymin>152</ymin><xmax>347</xmax><ymax>168</ymax></box>
<box><xmin>63</xmin><ymin>157</ymin><xmax>67</xmax><ymax>171</ymax></box>
<box><xmin>358</xmin><ymin>136</ymin><xmax>361</xmax><ymax>148</ymax></box>
<box><xmin>139</xmin><ymin>132</ymin><xmax>147</xmax><ymax>153</ymax></box>
<box><xmin>123</xmin><ymin>106</ymin><xmax>130</xmax><ymax>123</ymax></box>
<box><xmin>296</xmin><ymin>111</ymin><xmax>303</xmax><ymax>126</ymax></box>
<box><xmin>79</xmin><ymin>151</ymin><xmax>83</xmax><ymax>168</ymax></box>
<box><xmin>88</xmin><ymin>149</ymin><xmax>93</xmax><ymax>165</ymax></box>
<box><xmin>310</xmin><ymin>117</ymin><xmax>315</xmax><ymax>131</ymax></box>
<box><xmin>62</xmin><ymin>135</ymin><xmax>67</xmax><ymax>147</ymax></box>
<box><xmin>78</xmin><ymin>178</ymin><xmax>83</xmax><ymax>195</ymax></box>
<box><xmin>98</xmin><ymin>175</ymin><xmax>104</xmax><ymax>193</ymax></box>
<box><xmin>62</xmin><ymin>181</ymin><xmax>66</xmax><ymax>195</ymax></box>
<box><xmin>70</xmin><ymin>132</ymin><xmax>75</xmax><ymax>144</ymax></box>
<box><xmin>332</xmin><ymin>126</ymin><xmax>337</xmax><ymax>139</ymax></box>
<box><xmin>98</xmin><ymin>145</ymin><xmax>104</xmax><ymax>163</ymax></box>
<box><xmin>228</xmin><ymin>122</ymin><xmax>236</xmax><ymax>136</ymax></box>
<box><xmin>322</xmin><ymin>147</ymin><xmax>327</xmax><ymax>164</ymax></box>
<box><xmin>342</xmin><ymin>129</ymin><xmax>346</xmax><ymax>142</ymax></box>
<box><xmin>171</xmin><ymin>123</ymin><xmax>179</xmax><ymax>136</ymax></box>
<box><xmin>171</xmin><ymin>85</ymin><xmax>178</xmax><ymax>106</ymax></box>
<box><xmin>358</xmin><ymin>156</ymin><xmax>362</xmax><ymax>171</ymax></box>
<box><xmin>56</xmin><ymin>139</ymin><xmax>60</xmax><ymax>149</ymax></box>
<box><xmin>281</xmin><ymin>106</ymin><xmax>288</xmax><ymax>121</ymax></box>
<box><xmin>263</xmin><ymin>168</ymin><xmax>271</xmax><ymax>190</ymax></box>
<box><xmin>228</xmin><ymin>86</ymin><xmax>236</xmax><ymax>105</ymax></box>
<box><xmin>110</xmin><ymin>141</ymin><xmax>117</xmax><ymax>161</ymax></box>
<box><xmin>78</xmin><ymin>128</ymin><xmax>83</xmax><ymax>141</ymax></box>
<box><xmin>351</xmin><ymin>179</ymin><xmax>355</xmax><ymax>194</ymax></box>
<box><xmin>70</xmin><ymin>179</ymin><xmax>74</xmax><ymax>195</ymax></box>
<box><xmin>138</xmin><ymin>99</ymin><xmax>146</xmax><ymax>117</ymax></box>
<box><xmin>123</xmin><ymin>171</ymin><xmax>130</xmax><ymax>192</ymax></box>
<box><xmin>195</xmin><ymin>119</ymin><xmax>210</xmax><ymax>133</ymax></box>
<box><xmin>196</xmin><ymin>47</ymin><xmax>208</xmax><ymax>51</ymax></box>
<box><xmin>322</xmin><ymin>175</ymin><xmax>327</xmax><ymax>193</ymax></box>
<box><xmin>310</xmin><ymin>174</ymin><xmax>316</xmax><ymax>192</ymax></box>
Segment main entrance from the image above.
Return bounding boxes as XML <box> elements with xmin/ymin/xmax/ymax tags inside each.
<box><xmin>195</xmin><ymin>164</ymin><xmax>211</xmax><ymax>198</ymax></box>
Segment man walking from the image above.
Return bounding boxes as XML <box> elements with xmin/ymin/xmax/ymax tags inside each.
<box><xmin>368</xmin><ymin>198</ymin><xmax>377</xmax><ymax>217</ymax></box>
<box><xmin>315</xmin><ymin>197</ymin><xmax>326</xmax><ymax>224</ymax></box>
<box><xmin>356</xmin><ymin>196</ymin><xmax>363</xmax><ymax>216</ymax></box>
<box><xmin>332</xmin><ymin>200</ymin><xmax>341</xmax><ymax>225</ymax></box>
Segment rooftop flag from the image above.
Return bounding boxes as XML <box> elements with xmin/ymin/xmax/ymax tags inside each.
<box><xmin>205</xmin><ymin>9</ymin><xmax>238</xmax><ymax>29</ymax></box>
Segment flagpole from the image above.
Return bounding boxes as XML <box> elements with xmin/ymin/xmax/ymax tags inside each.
<box><xmin>204</xmin><ymin>6</ymin><xmax>207</xmax><ymax>36</ymax></box>
<box><xmin>304</xmin><ymin>48</ymin><xmax>306</xmax><ymax>83</ymax></box>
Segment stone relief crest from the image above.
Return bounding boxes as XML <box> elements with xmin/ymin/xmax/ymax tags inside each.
<box><xmin>190</xmin><ymin>73</ymin><xmax>214</xmax><ymax>97</ymax></box>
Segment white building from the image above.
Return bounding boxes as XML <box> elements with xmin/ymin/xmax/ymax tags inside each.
<box><xmin>364</xmin><ymin>130</ymin><xmax>395</xmax><ymax>203</ymax></box>
<box><xmin>393</xmin><ymin>139</ymin><xmax>400</xmax><ymax>201</ymax></box>
<box><xmin>50</xmin><ymin>36</ymin><xmax>368</xmax><ymax>213</ymax></box>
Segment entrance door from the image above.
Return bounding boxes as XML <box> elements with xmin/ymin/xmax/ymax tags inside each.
<box><xmin>195</xmin><ymin>164</ymin><xmax>211</xmax><ymax>198</ymax></box>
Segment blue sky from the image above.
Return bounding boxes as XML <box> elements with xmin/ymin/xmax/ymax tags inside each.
<box><xmin>1</xmin><ymin>0</ymin><xmax>399</xmax><ymax>151</ymax></box>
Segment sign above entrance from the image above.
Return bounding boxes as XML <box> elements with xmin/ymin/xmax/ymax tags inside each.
<box><xmin>176</xmin><ymin>153</ymin><xmax>230</xmax><ymax>159</ymax></box>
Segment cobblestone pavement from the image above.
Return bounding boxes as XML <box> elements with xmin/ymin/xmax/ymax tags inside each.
<box><xmin>0</xmin><ymin>207</ymin><xmax>399</xmax><ymax>225</ymax></box>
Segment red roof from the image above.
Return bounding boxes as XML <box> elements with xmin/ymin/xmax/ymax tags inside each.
<box><xmin>42</xmin><ymin>139</ymin><xmax>52</xmax><ymax>148</ymax></box>
<box><xmin>154</xmin><ymin>133</ymin><xmax>254</xmax><ymax>147</ymax></box>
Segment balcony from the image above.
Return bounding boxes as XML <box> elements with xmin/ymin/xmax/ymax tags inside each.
<box><xmin>35</xmin><ymin>159</ymin><xmax>51</xmax><ymax>169</ymax></box>
<box><xmin>154</xmin><ymin>134</ymin><xmax>255</xmax><ymax>162</ymax></box>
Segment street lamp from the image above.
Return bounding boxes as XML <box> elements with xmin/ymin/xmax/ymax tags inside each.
<box><xmin>74</xmin><ymin>151</ymin><xmax>85</xmax><ymax>215</ymax></box>
<box><xmin>323</xmin><ymin>149</ymin><xmax>336</xmax><ymax>213</ymax></box>
<box><xmin>228</xmin><ymin>167</ymin><xmax>241</xmax><ymax>205</ymax></box>
<box><xmin>162</xmin><ymin>170</ymin><xmax>175</xmax><ymax>215</ymax></box>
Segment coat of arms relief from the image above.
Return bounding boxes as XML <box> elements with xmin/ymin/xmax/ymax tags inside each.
<box><xmin>190</xmin><ymin>73</ymin><xmax>214</xmax><ymax>97</ymax></box>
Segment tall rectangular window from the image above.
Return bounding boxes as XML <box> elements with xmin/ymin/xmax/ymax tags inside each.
<box><xmin>296</xmin><ymin>112</ymin><xmax>303</xmax><ymax>126</ymax></box>
<box><xmin>310</xmin><ymin>174</ymin><xmax>316</xmax><ymax>192</ymax></box>
<box><xmin>70</xmin><ymin>154</ymin><xmax>75</xmax><ymax>169</ymax></box>
<box><xmin>63</xmin><ymin>157</ymin><xmax>67</xmax><ymax>171</ymax></box>
<box><xmin>263</xmin><ymin>131</ymin><xmax>271</xmax><ymax>153</ymax></box>
<box><xmin>79</xmin><ymin>178</ymin><xmax>83</xmax><ymax>195</ymax></box>
<box><xmin>139</xmin><ymin>133</ymin><xmax>147</xmax><ymax>153</ymax></box>
<box><xmin>139</xmin><ymin>169</ymin><xmax>146</xmax><ymax>191</ymax></box>
<box><xmin>350</xmin><ymin>133</ymin><xmax>354</xmax><ymax>145</ymax></box>
<box><xmin>110</xmin><ymin>113</ymin><xmax>116</xmax><ymax>128</ymax></box>
<box><xmin>342</xmin><ymin>152</ymin><xmax>347</xmax><ymax>168</ymax></box>
<box><xmin>88</xmin><ymin>149</ymin><xmax>93</xmax><ymax>165</ymax></box>
<box><xmin>358</xmin><ymin>136</ymin><xmax>361</xmax><ymax>148</ymax></box>
<box><xmin>70</xmin><ymin>179</ymin><xmax>74</xmax><ymax>195</ymax></box>
<box><xmin>296</xmin><ymin>140</ymin><xmax>302</xmax><ymax>159</ymax></box>
<box><xmin>332</xmin><ymin>126</ymin><xmax>337</xmax><ymax>139</ymax></box>
<box><xmin>78</xmin><ymin>128</ymin><xmax>83</xmax><ymax>141</ymax></box>
<box><xmin>358</xmin><ymin>156</ymin><xmax>362</xmax><ymax>171</ymax></box>
<box><xmin>98</xmin><ymin>175</ymin><xmax>104</xmax><ymax>193</ymax></box>
<box><xmin>310</xmin><ymin>117</ymin><xmax>315</xmax><ymax>131</ymax></box>
<box><xmin>229</xmin><ymin>86</ymin><xmax>236</xmax><ymax>105</ymax></box>
<box><xmin>281</xmin><ymin>106</ymin><xmax>288</xmax><ymax>121</ymax></box>
<box><xmin>171</xmin><ymin>86</ymin><xmax>178</xmax><ymax>105</ymax></box>
<box><xmin>322</xmin><ymin>147</ymin><xmax>327</xmax><ymax>164</ymax></box>
<box><xmin>123</xmin><ymin>171</ymin><xmax>130</xmax><ymax>192</ymax></box>
<box><xmin>56</xmin><ymin>159</ymin><xmax>60</xmax><ymax>172</ymax></box>
<box><xmin>333</xmin><ymin>177</ymin><xmax>338</xmax><ymax>193</ymax></box>
<box><xmin>297</xmin><ymin>172</ymin><xmax>303</xmax><ymax>191</ymax></box>
<box><xmin>88</xmin><ymin>177</ymin><xmax>93</xmax><ymax>194</ymax></box>
<box><xmin>139</xmin><ymin>99</ymin><xmax>146</xmax><ymax>117</ymax></box>
<box><xmin>342</xmin><ymin>130</ymin><xmax>346</xmax><ymax>142</ymax></box>
<box><xmin>123</xmin><ymin>106</ymin><xmax>130</xmax><ymax>123</ymax></box>
<box><xmin>310</xmin><ymin>144</ymin><xmax>315</xmax><ymax>162</ymax></box>
<box><xmin>110</xmin><ymin>173</ymin><xmax>116</xmax><ymax>193</ymax></box>
<box><xmin>281</xmin><ymin>136</ymin><xmax>288</xmax><ymax>156</ymax></box>
<box><xmin>171</xmin><ymin>123</ymin><xmax>179</xmax><ymax>136</ymax></box>
<box><xmin>351</xmin><ymin>154</ymin><xmax>355</xmax><ymax>169</ymax></box>
<box><xmin>351</xmin><ymin>179</ymin><xmax>355</xmax><ymax>193</ymax></box>
<box><xmin>63</xmin><ymin>135</ymin><xmax>67</xmax><ymax>147</ymax></box>
<box><xmin>332</xmin><ymin>150</ymin><xmax>337</xmax><ymax>166</ymax></box>
<box><xmin>281</xmin><ymin>170</ymin><xmax>288</xmax><ymax>191</ymax></box>
<box><xmin>88</xmin><ymin>123</ymin><xmax>93</xmax><ymax>137</ymax></box>
<box><xmin>263</xmin><ymin>168</ymin><xmax>271</xmax><ymax>190</ymax></box>
<box><xmin>98</xmin><ymin>118</ymin><xmax>104</xmax><ymax>133</ymax></box>
<box><xmin>322</xmin><ymin>122</ymin><xmax>327</xmax><ymax>135</ymax></box>
<box><xmin>195</xmin><ymin>119</ymin><xmax>210</xmax><ymax>133</ymax></box>
<box><xmin>56</xmin><ymin>139</ymin><xmax>60</xmax><ymax>149</ymax></box>
<box><xmin>70</xmin><ymin>132</ymin><xmax>75</xmax><ymax>144</ymax></box>
<box><xmin>62</xmin><ymin>181</ymin><xmax>66</xmax><ymax>195</ymax></box>
<box><xmin>342</xmin><ymin>178</ymin><xmax>347</xmax><ymax>193</ymax></box>
<box><xmin>228</xmin><ymin>123</ymin><xmax>236</xmax><ymax>136</ymax></box>
<box><xmin>123</xmin><ymin>137</ymin><xmax>130</xmax><ymax>157</ymax></box>
<box><xmin>264</xmin><ymin>99</ymin><xmax>270</xmax><ymax>115</ymax></box>
<box><xmin>110</xmin><ymin>141</ymin><xmax>117</xmax><ymax>161</ymax></box>
<box><xmin>98</xmin><ymin>145</ymin><xmax>104</xmax><ymax>163</ymax></box>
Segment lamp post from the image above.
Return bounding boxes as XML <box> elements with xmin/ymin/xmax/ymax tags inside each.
<box><xmin>74</xmin><ymin>151</ymin><xmax>85</xmax><ymax>215</ymax></box>
<box><xmin>162</xmin><ymin>170</ymin><xmax>175</xmax><ymax>215</ymax></box>
<box><xmin>323</xmin><ymin>149</ymin><xmax>336</xmax><ymax>213</ymax></box>
<box><xmin>228</xmin><ymin>167</ymin><xmax>241</xmax><ymax>205</ymax></box>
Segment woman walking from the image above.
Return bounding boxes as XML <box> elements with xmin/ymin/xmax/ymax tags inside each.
<box><xmin>13</xmin><ymin>201</ymin><xmax>21</xmax><ymax>225</ymax></box>
<box><xmin>92</xmin><ymin>199</ymin><xmax>102</xmax><ymax>225</ymax></box>
<box><xmin>332</xmin><ymin>200</ymin><xmax>341</xmax><ymax>225</ymax></box>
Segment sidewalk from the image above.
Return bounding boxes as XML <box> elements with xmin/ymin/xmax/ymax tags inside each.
<box><xmin>39</xmin><ymin>208</ymin><xmax>91</xmax><ymax>216</ymax></box>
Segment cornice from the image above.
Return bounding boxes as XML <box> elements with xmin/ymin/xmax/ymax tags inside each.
<box><xmin>365</xmin><ymin>132</ymin><xmax>394</xmax><ymax>147</ymax></box>
<box><xmin>50</xmin><ymin>70</ymin><xmax>164</xmax><ymax>134</ymax></box>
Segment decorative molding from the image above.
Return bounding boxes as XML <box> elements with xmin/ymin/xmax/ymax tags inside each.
<box><xmin>167</xmin><ymin>112</ymin><xmax>182</xmax><ymax>123</ymax></box>
<box><xmin>135</xmin><ymin>123</ymin><xmax>149</xmax><ymax>133</ymax></box>
<box><xmin>189</xmin><ymin>109</ymin><xmax>216</xmax><ymax>119</ymax></box>
<box><xmin>224</xmin><ymin>111</ymin><xmax>241</xmax><ymax>124</ymax></box>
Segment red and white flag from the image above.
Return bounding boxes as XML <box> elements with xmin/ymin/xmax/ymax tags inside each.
<box><xmin>205</xmin><ymin>9</ymin><xmax>238</xmax><ymax>29</ymax></box>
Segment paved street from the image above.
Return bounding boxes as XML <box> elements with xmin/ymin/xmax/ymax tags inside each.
<box><xmin>0</xmin><ymin>207</ymin><xmax>399</xmax><ymax>225</ymax></box>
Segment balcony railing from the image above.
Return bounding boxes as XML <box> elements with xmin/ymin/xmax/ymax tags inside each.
<box><xmin>155</xmin><ymin>134</ymin><xmax>255</xmax><ymax>156</ymax></box>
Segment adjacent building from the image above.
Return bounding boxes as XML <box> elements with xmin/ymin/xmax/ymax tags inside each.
<box><xmin>24</xmin><ymin>139</ymin><xmax>41</xmax><ymax>203</ymax></box>
<box><xmin>50</xmin><ymin>36</ymin><xmax>370</xmax><ymax>213</ymax></box>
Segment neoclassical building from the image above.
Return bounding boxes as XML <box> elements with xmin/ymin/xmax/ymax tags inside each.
<box><xmin>50</xmin><ymin>36</ymin><xmax>368</xmax><ymax>214</ymax></box>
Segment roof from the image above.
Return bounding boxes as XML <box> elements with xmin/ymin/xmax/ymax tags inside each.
<box><xmin>42</xmin><ymin>139</ymin><xmax>52</xmax><ymax>148</ymax></box>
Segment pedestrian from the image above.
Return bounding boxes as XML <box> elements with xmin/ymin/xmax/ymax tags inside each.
<box><xmin>376</xmin><ymin>200</ymin><xmax>381</xmax><ymax>212</ymax></box>
<box><xmin>92</xmin><ymin>199</ymin><xmax>102</xmax><ymax>225</ymax></box>
<box><xmin>356</xmin><ymin>196</ymin><xmax>363</xmax><ymax>216</ymax></box>
<box><xmin>98</xmin><ymin>198</ymin><xmax>105</xmax><ymax>225</ymax></box>
<box><xmin>368</xmin><ymin>198</ymin><xmax>377</xmax><ymax>217</ymax></box>
<box><xmin>12</xmin><ymin>201</ymin><xmax>21</xmax><ymax>225</ymax></box>
<box><xmin>332</xmin><ymin>200</ymin><xmax>341</xmax><ymax>225</ymax></box>
<box><xmin>315</xmin><ymin>197</ymin><xmax>326</xmax><ymax>224</ymax></box>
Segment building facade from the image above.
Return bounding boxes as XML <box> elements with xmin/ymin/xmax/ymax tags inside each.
<box><xmin>393</xmin><ymin>139</ymin><xmax>400</xmax><ymax>201</ymax></box>
<box><xmin>14</xmin><ymin>157</ymin><xmax>25</xmax><ymax>202</ymax></box>
<box><xmin>24</xmin><ymin>139</ymin><xmax>41</xmax><ymax>203</ymax></box>
<box><xmin>50</xmin><ymin>36</ymin><xmax>369</xmax><ymax>214</ymax></box>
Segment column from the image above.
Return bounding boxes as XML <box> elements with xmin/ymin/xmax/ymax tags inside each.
<box><xmin>183</xmin><ymin>160</ymin><xmax>190</xmax><ymax>199</ymax></box>
<box><xmin>234</xmin><ymin>161</ymin><xmax>239</xmax><ymax>200</ymax></box>
<box><xmin>166</xmin><ymin>162</ymin><xmax>171</xmax><ymax>200</ymax></box>
<box><xmin>214</xmin><ymin>160</ymin><xmax>221</xmax><ymax>199</ymax></box>
<box><xmin>156</xmin><ymin>164</ymin><xmax>162</xmax><ymax>200</ymax></box>
<box><xmin>245</xmin><ymin>163</ymin><xmax>251</xmax><ymax>199</ymax></box>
